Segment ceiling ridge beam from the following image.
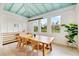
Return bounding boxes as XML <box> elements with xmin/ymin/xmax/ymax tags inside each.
<box><xmin>28</xmin><ymin>17</ymin><xmax>43</xmax><ymax>22</ymax></box>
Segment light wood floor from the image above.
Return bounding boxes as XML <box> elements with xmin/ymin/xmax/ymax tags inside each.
<box><xmin>0</xmin><ymin>42</ymin><xmax>79</xmax><ymax>56</ymax></box>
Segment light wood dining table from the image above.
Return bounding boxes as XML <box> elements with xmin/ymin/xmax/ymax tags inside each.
<box><xmin>20</xmin><ymin>34</ymin><xmax>55</xmax><ymax>56</ymax></box>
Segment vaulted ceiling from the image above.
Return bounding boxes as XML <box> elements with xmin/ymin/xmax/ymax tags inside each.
<box><xmin>4</xmin><ymin>3</ymin><xmax>76</xmax><ymax>18</ymax></box>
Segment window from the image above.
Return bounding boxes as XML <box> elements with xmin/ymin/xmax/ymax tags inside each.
<box><xmin>40</xmin><ymin>18</ymin><xmax>47</xmax><ymax>32</ymax></box>
<box><xmin>51</xmin><ymin>16</ymin><xmax>61</xmax><ymax>33</ymax></box>
<box><xmin>33</xmin><ymin>20</ymin><xmax>38</xmax><ymax>32</ymax></box>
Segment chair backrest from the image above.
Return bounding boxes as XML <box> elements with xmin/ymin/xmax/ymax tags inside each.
<box><xmin>15</xmin><ymin>33</ymin><xmax>22</xmax><ymax>42</ymax></box>
<box><xmin>30</xmin><ymin>40</ymin><xmax>39</xmax><ymax>47</ymax></box>
<box><xmin>31</xmin><ymin>40</ymin><xmax>44</xmax><ymax>50</ymax></box>
<box><xmin>21</xmin><ymin>37</ymin><xmax>27</xmax><ymax>44</ymax></box>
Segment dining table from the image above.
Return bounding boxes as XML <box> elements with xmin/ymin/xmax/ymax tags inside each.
<box><xmin>20</xmin><ymin>34</ymin><xmax>55</xmax><ymax>56</ymax></box>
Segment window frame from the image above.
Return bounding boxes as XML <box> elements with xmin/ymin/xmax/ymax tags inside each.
<box><xmin>40</xmin><ymin>18</ymin><xmax>48</xmax><ymax>33</ymax></box>
<box><xmin>51</xmin><ymin>16</ymin><xmax>61</xmax><ymax>33</ymax></box>
<box><xmin>33</xmin><ymin>20</ymin><xmax>39</xmax><ymax>33</ymax></box>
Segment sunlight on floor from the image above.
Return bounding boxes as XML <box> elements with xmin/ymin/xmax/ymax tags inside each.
<box><xmin>0</xmin><ymin>42</ymin><xmax>79</xmax><ymax>56</ymax></box>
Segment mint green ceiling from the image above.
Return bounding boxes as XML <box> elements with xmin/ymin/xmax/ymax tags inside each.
<box><xmin>4</xmin><ymin>3</ymin><xmax>76</xmax><ymax>18</ymax></box>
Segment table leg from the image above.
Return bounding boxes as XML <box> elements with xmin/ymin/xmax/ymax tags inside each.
<box><xmin>43</xmin><ymin>43</ymin><xmax>45</xmax><ymax>56</ymax></box>
<box><xmin>50</xmin><ymin>43</ymin><xmax>52</xmax><ymax>51</ymax></box>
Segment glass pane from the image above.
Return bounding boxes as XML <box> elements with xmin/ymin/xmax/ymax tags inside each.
<box><xmin>41</xmin><ymin>18</ymin><xmax>47</xmax><ymax>32</ymax></box>
<box><xmin>35</xmin><ymin>4</ymin><xmax>47</xmax><ymax>13</ymax></box>
<box><xmin>17</xmin><ymin>7</ymin><xmax>25</xmax><ymax>14</ymax></box>
<box><xmin>23</xmin><ymin>12</ymin><xmax>29</xmax><ymax>17</ymax></box>
<box><xmin>23</xmin><ymin>10</ymin><xmax>33</xmax><ymax>17</ymax></box>
<box><xmin>28</xmin><ymin>4</ymin><xmax>41</xmax><ymax>14</ymax></box>
<box><xmin>10</xmin><ymin>3</ymin><xmax>23</xmax><ymax>13</ymax></box>
<box><xmin>52</xmin><ymin>3</ymin><xmax>61</xmax><ymax>10</ymax></box>
<box><xmin>4</xmin><ymin>3</ymin><xmax>13</xmax><ymax>10</ymax></box>
<box><xmin>43</xmin><ymin>3</ymin><xmax>53</xmax><ymax>11</ymax></box>
<box><xmin>51</xmin><ymin>16</ymin><xmax>61</xmax><ymax>33</ymax></box>
<box><xmin>33</xmin><ymin>20</ymin><xmax>38</xmax><ymax>32</ymax></box>
<box><xmin>24</xmin><ymin>4</ymin><xmax>36</xmax><ymax>16</ymax></box>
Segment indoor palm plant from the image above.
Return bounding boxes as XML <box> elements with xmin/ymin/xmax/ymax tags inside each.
<box><xmin>61</xmin><ymin>24</ymin><xmax>78</xmax><ymax>43</ymax></box>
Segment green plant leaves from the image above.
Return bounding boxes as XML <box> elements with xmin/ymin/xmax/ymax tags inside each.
<box><xmin>61</xmin><ymin>23</ymin><xmax>78</xmax><ymax>43</ymax></box>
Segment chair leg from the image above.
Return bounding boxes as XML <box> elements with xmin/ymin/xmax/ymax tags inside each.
<box><xmin>21</xmin><ymin>44</ymin><xmax>23</xmax><ymax>48</ymax></box>
<box><xmin>17</xmin><ymin>42</ymin><xmax>21</xmax><ymax>48</ymax></box>
<box><xmin>43</xmin><ymin>43</ymin><xmax>45</xmax><ymax>56</ymax></box>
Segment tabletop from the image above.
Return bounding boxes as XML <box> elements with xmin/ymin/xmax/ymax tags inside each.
<box><xmin>20</xmin><ymin>34</ymin><xmax>55</xmax><ymax>44</ymax></box>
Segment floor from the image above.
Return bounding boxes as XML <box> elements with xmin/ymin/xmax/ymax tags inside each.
<box><xmin>0</xmin><ymin>42</ymin><xmax>79</xmax><ymax>56</ymax></box>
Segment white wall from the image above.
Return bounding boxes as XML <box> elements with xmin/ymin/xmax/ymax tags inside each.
<box><xmin>27</xmin><ymin>5</ymin><xmax>78</xmax><ymax>46</ymax></box>
<box><xmin>0</xmin><ymin>4</ymin><xmax>28</xmax><ymax>44</ymax></box>
<box><xmin>75</xmin><ymin>4</ymin><xmax>79</xmax><ymax>49</ymax></box>
<box><xmin>0</xmin><ymin>4</ymin><xmax>28</xmax><ymax>33</ymax></box>
<box><xmin>1</xmin><ymin>12</ymin><xmax>27</xmax><ymax>33</ymax></box>
<box><xmin>0</xmin><ymin>4</ymin><xmax>4</xmax><ymax>44</ymax></box>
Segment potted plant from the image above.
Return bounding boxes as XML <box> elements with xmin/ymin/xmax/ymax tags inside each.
<box><xmin>61</xmin><ymin>24</ymin><xmax>78</xmax><ymax>47</ymax></box>
<box><xmin>34</xmin><ymin>34</ymin><xmax>36</xmax><ymax>37</ymax></box>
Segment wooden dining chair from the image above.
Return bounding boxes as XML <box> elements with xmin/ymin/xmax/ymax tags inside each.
<box><xmin>45</xmin><ymin>44</ymin><xmax>51</xmax><ymax>50</ymax></box>
<box><xmin>15</xmin><ymin>33</ymin><xmax>22</xmax><ymax>48</ymax></box>
<box><xmin>21</xmin><ymin>37</ymin><xmax>27</xmax><ymax>48</ymax></box>
<box><xmin>27</xmin><ymin>39</ymin><xmax>31</xmax><ymax>45</ymax></box>
<box><xmin>31</xmin><ymin>41</ymin><xmax>50</xmax><ymax>56</ymax></box>
<box><xmin>30</xmin><ymin>40</ymin><xmax>44</xmax><ymax>55</ymax></box>
<box><xmin>37</xmin><ymin>42</ymin><xmax>52</xmax><ymax>56</ymax></box>
<box><xmin>26</xmin><ymin>34</ymin><xmax>33</xmax><ymax>45</ymax></box>
<box><xmin>30</xmin><ymin>40</ymin><xmax>39</xmax><ymax>51</ymax></box>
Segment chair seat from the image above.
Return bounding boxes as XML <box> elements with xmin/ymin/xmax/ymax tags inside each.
<box><xmin>27</xmin><ymin>41</ymin><xmax>31</xmax><ymax>45</ymax></box>
<box><xmin>33</xmin><ymin>43</ymin><xmax>50</xmax><ymax>50</ymax></box>
<box><xmin>45</xmin><ymin>44</ymin><xmax>50</xmax><ymax>49</ymax></box>
<box><xmin>33</xmin><ymin>44</ymin><xmax>43</xmax><ymax>50</ymax></box>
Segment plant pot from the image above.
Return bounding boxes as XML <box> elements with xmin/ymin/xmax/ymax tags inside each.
<box><xmin>34</xmin><ymin>34</ymin><xmax>36</xmax><ymax>37</ymax></box>
<box><xmin>67</xmin><ymin>42</ymin><xmax>77</xmax><ymax>48</ymax></box>
<box><xmin>67</xmin><ymin>42</ymin><xmax>73</xmax><ymax>47</ymax></box>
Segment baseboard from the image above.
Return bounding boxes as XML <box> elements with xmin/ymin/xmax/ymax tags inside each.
<box><xmin>53</xmin><ymin>42</ymin><xmax>67</xmax><ymax>47</ymax></box>
<box><xmin>53</xmin><ymin>42</ymin><xmax>78</xmax><ymax>49</ymax></box>
<box><xmin>3</xmin><ymin>40</ymin><xmax>17</xmax><ymax>45</ymax></box>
